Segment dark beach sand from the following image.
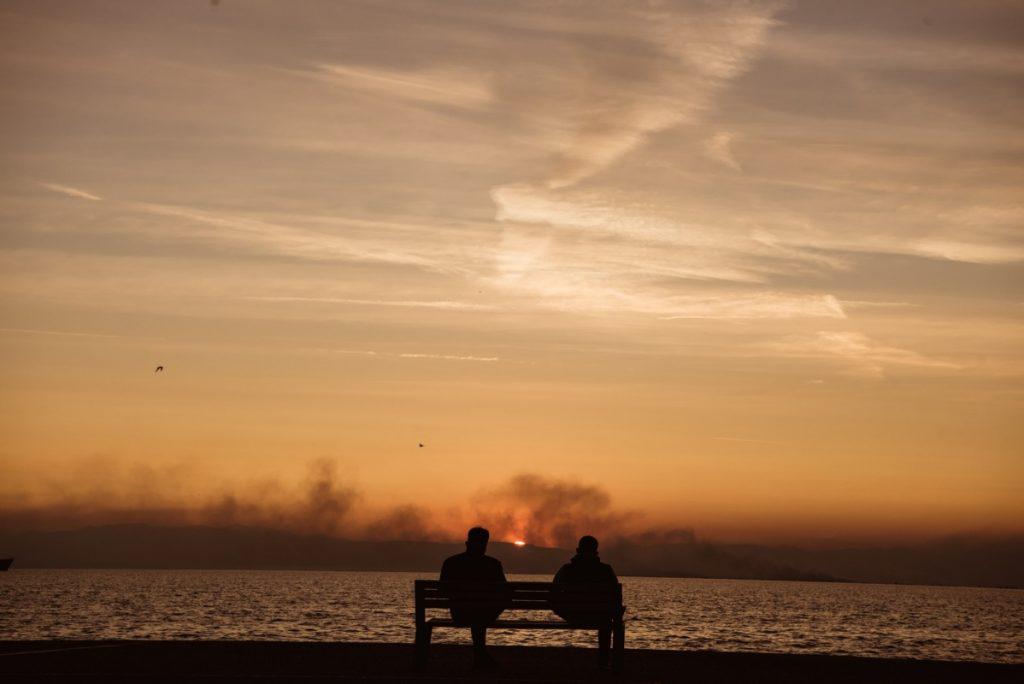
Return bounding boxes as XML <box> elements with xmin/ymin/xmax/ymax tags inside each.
<box><xmin>1</xmin><ymin>641</ymin><xmax>1020</xmax><ymax>683</ymax></box>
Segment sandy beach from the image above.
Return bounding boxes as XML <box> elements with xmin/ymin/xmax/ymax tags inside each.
<box><xmin>1</xmin><ymin>641</ymin><xmax>1020</xmax><ymax>683</ymax></box>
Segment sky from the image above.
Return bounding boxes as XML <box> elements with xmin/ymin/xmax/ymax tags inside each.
<box><xmin>0</xmin><ymin>0</ymin><xmax>1022</xmax><ymax>546</ymax></box>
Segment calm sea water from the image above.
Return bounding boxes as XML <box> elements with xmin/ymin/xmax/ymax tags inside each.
<box><xmin>1</xmin><ymin>570</ymin><xmax>1021</xmax><ymax>663</ymax></box>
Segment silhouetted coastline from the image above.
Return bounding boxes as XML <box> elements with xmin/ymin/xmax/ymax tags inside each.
<box><xmin>3</xmin><ymin>523</ymin><xmax>1023</xmax><ymax>588</ymax></box>
<box><xmin>0</xmin><ymin>523</ymin><xmax>834</xmax><ymax>581</ymax></box>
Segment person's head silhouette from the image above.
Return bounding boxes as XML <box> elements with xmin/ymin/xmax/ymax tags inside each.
<box><xmin>577</xmin><ymin>535</ymin><xmax>599</xmax><ymax>556</ymax></box>
<box><xmin>465</xmin><ymin>526</ymin><xmax>490</xmax><ymax>555</ymax></box>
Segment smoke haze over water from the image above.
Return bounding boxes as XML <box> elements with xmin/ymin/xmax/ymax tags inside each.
<box><xmin>4</xmin><ymin>460</ymin><xmax>1024</xmax><ymax>587</ymax></box>
<box><xmin>1</xmin><ymin>460</ymin><xmax>383</xmax><ymax>538</ymax></box>
<box><xmin>0</xmin><ymin>459</ymin><xmax>1013</xmax><ymax>548</ymax></box>
<box><xmin>2</xmin><ymin>460</ymin><xmax>656</xmax><ymax>545</ymax></box>
<box><xmin>470</xmin><ymin>473</ymin><xmax>633</xmax><ymax>548</ymax></box>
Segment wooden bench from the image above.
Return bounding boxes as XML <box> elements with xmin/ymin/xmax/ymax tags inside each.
<box><xmin>414</xmin><ymin>580</ymin><xmax>625</xmax><ymax>671</ymax></box>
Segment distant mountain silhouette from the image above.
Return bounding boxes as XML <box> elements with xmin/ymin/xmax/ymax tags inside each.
<box><xmin>0</xmin><ymin>524</ymin><xmax>560</xmax><ymax>572</ymax></box>
<box><xmin>724</xmin><ymin>536</ymin><xmax>1024</xmax><ymax>590</ymax></box>
<box><xmin>0</xmin><ymin>524</ymin><xmax>827</xmax><ymax>581</ymax></box>
<box><xmin>3</xmin><ymin>524</ymin><xmax>1019</xmax><ymax>588</ymax></box>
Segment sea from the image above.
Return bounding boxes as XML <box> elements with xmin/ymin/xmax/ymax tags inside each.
<box><xmin>1</xmin><ymin>570</ymin><xmax>1021</xmax><ymax>664</ymax></box>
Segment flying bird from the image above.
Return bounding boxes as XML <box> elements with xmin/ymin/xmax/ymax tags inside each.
<box><xmin>154</xmin><ymin>366</ymin><xmax>164</xmax><ymax>373</ymax></box>
<box><xmin>418</xmin><ymin>443</ymin><xmax>424</xmax><ymax>448</ymax></box>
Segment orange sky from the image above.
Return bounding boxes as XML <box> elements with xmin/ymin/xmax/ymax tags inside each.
<box><xmin>1</xmin><ymin>1</ymin><xmax>1022</xmax><ymax>545</ymax></box>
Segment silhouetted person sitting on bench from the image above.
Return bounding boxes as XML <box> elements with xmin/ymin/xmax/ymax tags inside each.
<box><xmin>553</xmin><ymin>535</ymin><xmax>619</xmax><ymax>669</ymax></box>
<box><xmin>440</xmin><ymin>526</ymin><xmax>507</xmax><ymax>669</ymax></box>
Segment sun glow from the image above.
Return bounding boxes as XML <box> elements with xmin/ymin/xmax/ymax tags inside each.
<box><xmin>513</xmin><ymin>540</ymin><xmax>526</xmax><ymax>547</ymax></box>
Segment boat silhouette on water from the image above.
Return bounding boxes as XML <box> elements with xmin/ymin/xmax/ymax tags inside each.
<box><xmin>0</xmin><ymin>558</ymin><xmax>13</xmax><ymax>571</ymax></box>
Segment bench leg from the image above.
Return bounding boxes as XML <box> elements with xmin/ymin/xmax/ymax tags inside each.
<box><xmin>598</xmin><ymin>627</ymin><xmax>611</xmax><ymax>668</ymax></box>
<box><xmin>612</xmin><ymin>621</ymin><xmax>625</xmax><ymax>673</ymax></box>
<box><xmin>414</xmin><ymin>624</ymin><xmax>432</xmax><ymax>669</ymax></box>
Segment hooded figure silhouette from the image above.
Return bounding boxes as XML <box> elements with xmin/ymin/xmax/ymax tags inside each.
<box><xmin>553</xmin><ymin>535</ymin><xmax>619</xmax><ymax>668</ymax></box>
<box><xmin>440</xmin><ymin>527</ymin><xmax>507</xmax><ymax>669</ymax></box>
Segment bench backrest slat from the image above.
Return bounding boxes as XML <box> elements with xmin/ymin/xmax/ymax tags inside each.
<box><xmin>415</xmin><ymin>580</ymin><xmax>623</xmax><ymax>613</ymax></box>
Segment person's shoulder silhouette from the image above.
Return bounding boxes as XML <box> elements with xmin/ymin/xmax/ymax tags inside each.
<box><xmin>441</xmin><ymin>527</ymin><xmax>506</xmax><ymax>582</ymax></box>
<box><xmin>554</xmin><ymin>535</ymin><xmax>617</xmax><ymax>584</ymax></box>
<box><xmin>552</xmin><ymin>535</ymin><xmax>619</xmax><ymax>668</ymax></box>
<box><xmin>438</xmin><ymin>527</ymin><xmax>506</xmax><ymax>669</ymax></box>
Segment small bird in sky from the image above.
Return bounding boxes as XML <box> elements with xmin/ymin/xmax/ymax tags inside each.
<box><xmin>418</xmin><ymin>443</ymin><xmax>424</xmax><ymax>448</ymax></box>
<box><xmin>154</xmin><ymin>366</ymin><xmax>164</xmax><ymax>373</ymax></box>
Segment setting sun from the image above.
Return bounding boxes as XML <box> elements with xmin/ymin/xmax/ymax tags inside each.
<box><xmin>514</xmin><ymin>541</ymin><xmax>526</xmax><ymax>547</ymax></box>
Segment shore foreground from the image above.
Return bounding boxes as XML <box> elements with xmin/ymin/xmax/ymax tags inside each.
<box><xmin>1</xmin><ymin>641</ymin><xmax>1020</xmax><ymax>683</ymax></box>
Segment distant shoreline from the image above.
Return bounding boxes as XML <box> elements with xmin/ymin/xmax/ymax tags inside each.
<box><xmin>1</xmin><ymin>641</ymin><xmax>1020</xmax><ymax>682</ymax></box>
<box><xmin>8</xmin><ymin>566</ymin><xmax>1024</xmax><ymax>592</ymax></box>
<box><xmin>3</xmin><ymin>523</ymin><xmax>1022</xmax><ymax>589</ymax></box>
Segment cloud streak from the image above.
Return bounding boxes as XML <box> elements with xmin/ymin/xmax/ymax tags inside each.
<box><xmin>0</xmin><ymin>327</ymin><xmax>122</xmax><ymax>339</ymax></box>
<box><xmin>134</xmin><ymin>203</ymin><xmax>442</xmax><ymax>270</ymax></box>
<box><xmin>246</xmin><ymin>296</ymin><xmax>496</xmax><ymax>311</ymax></box>
<box><xmin>658</xmin><ymin>294</ymin><xmax>844</xmax><ymax>320</ymax></box>
<box><xmin>537</xmin><ymin>1</ymin><xmax>782</xmax><ymax>188</ymax></box>
<box><xmin>764</xmin><ymin>331</ymin><xmax>963</xmax><ymax>377</ymax></box>
<box><xmin>39</xmin><ymin>183</ymin><xmax>102</xmax><ymax>201</ymax></box>
<box><xmin>322</xmin><ymin>348</ymin><xmax>499</xmax><ymax>363</ymax></box>
<box><xmin>314</xmin><ymin>63</ymin><xmax>494</xmax><ymax>109</ymax></box>
<box><xmin>489</xmin><ymin>184</ymin><xmax>846</xmax><ymax>319</ymax></box>
<box><xmin>397</xmin><ymin>353</ymin><xmax>499</xmax><ymax>362</ymax></box>
<box><xmin>703</xmin><ymin>131</ymin><xmax>743</xmax><ymax>170</ymax></box>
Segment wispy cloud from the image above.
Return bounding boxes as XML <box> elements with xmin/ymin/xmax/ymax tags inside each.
<box><xmin>324</xmin><ymin>348</ymin><xmax>498</xmax><ymax>363</ymax></box>
<box><xmin>659</xmin><ymin>294</ymin><xmax>844</xmax><ymax>320</ymax></box>
<box><xmin>488</xmin><ymin>247</ymin><xmax>845</xmax><ymax>320</ymax></box>
<box><xmin>314</xmin><ymin>63</ymin><xmax>493</xmax><ymax>109</ymax></box>
<box><xmin>492</xmin><ymin>184</ymin><xmax>751</xmax><ymax>255</ymax></box>
<box><xmin>911</xmin><ymin>239</ymin><xmax>1024</xmax><ymax>265</ymax></box>
<box><xmin>840</xmin><ymin>300</ymin><xmax>914</xmax><ymax>309</ymax></box>
<box><xmin>491</xmin><ymin>183</ymin><xmax>842</xmax><ymax>278</ymax></box>
<box><xmin>398</xmin><ymin>353</ymin><xmax>499</xmax><ymax>362</ymax></box>
<box><xmin>39</xmin><ymin>182</ymin><xmax>102</xmax><ymax>201</ymax></box>
<box><xmin>744</xmin><ymin>203</ymin><xmax>1024</xmax><ymax>266</ymax></box>
<box><xmin>133</xmin><ymin>203</ymin><xmax>444</xmax><ymax>270</ymax></box>
<box><xmin>765</xmin><ymin>331</ymin><xmax>963</xmax><ymax>377</ymax></box>
<box><xmin>489</xmin><ymin>184</ymin><xmax>845</xmax><ymax>319</ymax></box>
<box><xmin>245</xmin><ymin>296</ymin><xmax>495</xmax><ymax>311</ymax></box>
<box><xmin>769</xmin><ymin>26</ymin><xmax>1024</xmax><ymax>75</ymax></box>
<box><xmin>703</xmin><ymin>131</ymin><xmax>742</xmax><ymax>170</ymax></box>
<box><xmin>0</xmin><ymin>327</ymin><xmax>121</xmax><ymax>339</ymax></box>
<box><xmin>538</xmin><ymin>1</ymin><xmax>782</xmax><ymax>188</ymax></box>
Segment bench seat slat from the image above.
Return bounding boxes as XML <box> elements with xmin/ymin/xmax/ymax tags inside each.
<box><xmin>427</xmin><ymin>618</ymin><xmax>602</xmax><ymax>629</ymax></box>
<box><xmin>420</xmin><ymin>596</ymin><xmax>620</xmax><ymax>602</ymax></box>
<box><xmin>422</xmin><ymin>589</ymin><xmax>618</xmax><ymax>595</ymax></box>
<box><xmin>421</xmin><ymin>601</ymin><xmax>621</xmax><ymax>609</ymax></box>
<box><xmin>419</xmin><ymin>581</ymin><xmax>618</xmax><ymax>589</ymax></box>
<box><xmin>417</xmin><ymin>589</ymin><xmax>614</xmax><ymax>593</ymax></box>
<box><xmin>417</xmin><ymin>597</ymin><xmax>614</xmax><ymax>602</ymax></box>
<box><xmin>416</xmin><ymin>580</ymin><xmax>624</xmax><ymax>613</ymax></box>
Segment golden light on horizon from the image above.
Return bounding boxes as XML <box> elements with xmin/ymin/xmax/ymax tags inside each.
<box><xmin>514</xmin><ymin>541</ymin><xmax>527</xmax><ymax>548</ymax></box>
